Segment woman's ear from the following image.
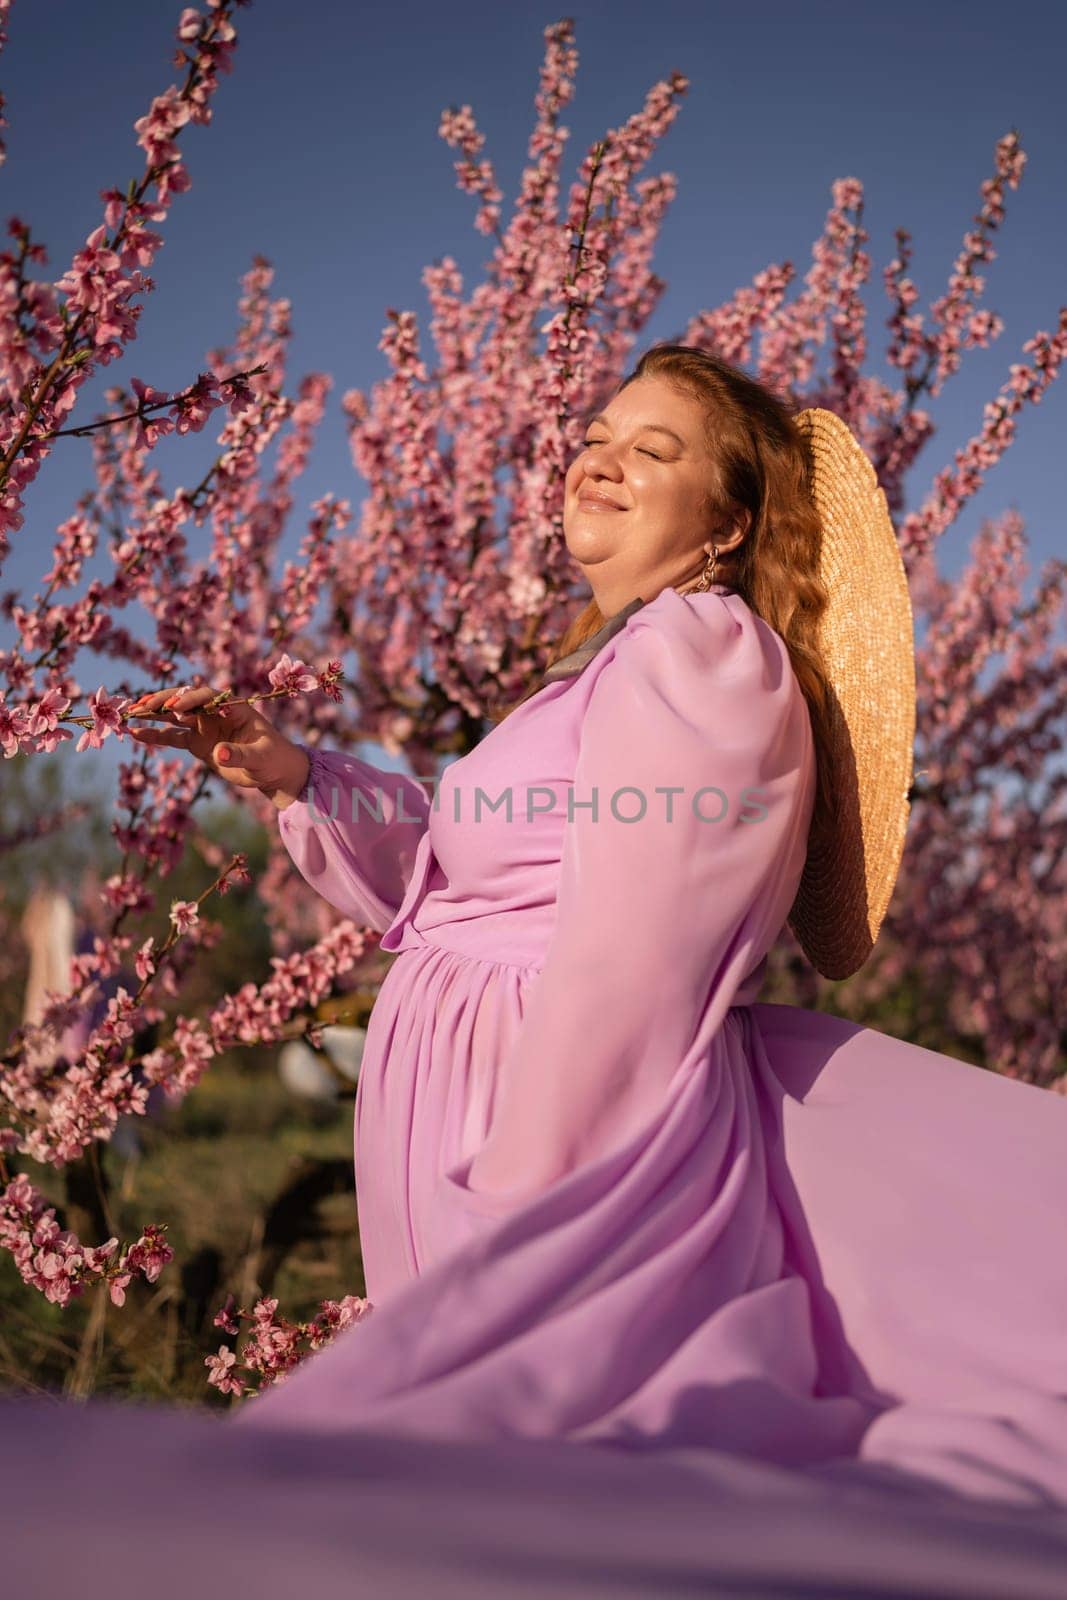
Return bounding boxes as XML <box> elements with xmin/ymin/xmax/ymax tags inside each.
<box><xmin>739</xmin><ymin>506</ymin><xmax>753</xmax><ymax>538</ymax></box>
<box><xmin>720</xmin><ymin>505</ymin><xmax>751</xmax><ymax>551</ymax></box>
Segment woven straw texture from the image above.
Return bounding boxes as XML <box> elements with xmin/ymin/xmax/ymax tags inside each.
<box><xmin>786</xmin><ymin>408</ymin><xmax>916</xmax><ymax>981</ymax></box>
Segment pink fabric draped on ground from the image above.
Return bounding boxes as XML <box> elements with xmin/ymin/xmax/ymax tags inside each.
<box><xmin>3</xmin><ymin>582</ymin><xmax>1067</xmax><ymax>1593</ymax></box>
<box><xmin>5</xmin><ymin>1394</ymin><xmax>1067</xmax><ymax>1599</ymax></box>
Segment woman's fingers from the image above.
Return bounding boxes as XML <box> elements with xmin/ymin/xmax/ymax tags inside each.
<box><xmin>128</xmin><ymin>723</ymin><xmax>193</xmax><ymax>750</ymax></box>
<box><xmin>128</xmin><ymin>723</ymin><xmax>258</xmax><ymax>788</ymax></box>
<box><xmin>213</xmin><ymin>742</ymin><xmax>243</xmax><ymax>771</ymax></box>
<box><xmin>126</xmin><ymin>685</ymin><xmax>228</xmax><ymax>718</ymax></box>
<box><xmin>208</xmin><ymin>740</ymin><xmax>266</xmax><ymax>791</ymax></box>
<box><xmin>126</xmin><ymin>688</ymin><xmax>178</xmax><ymax>719</ymax></box>
<box><xmin>129</xmin><ymin>722</ymin><xmax>254</xmax><ymax>781</ymax></box>
<box><xmin>124</xmin><ymin>686</ymin><xmax>278</xmax><ymax>794</ymax></box>
<box><xmin>166</xmin><ymin>685</ymin><xmax>224</xmax><ymax>714</ymax></box>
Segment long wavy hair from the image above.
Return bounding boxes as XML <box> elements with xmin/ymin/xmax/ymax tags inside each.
<box><xmin>488</xmin><ymin>342</ymin><xmax>835</xmax><ymax>843</ymax></box>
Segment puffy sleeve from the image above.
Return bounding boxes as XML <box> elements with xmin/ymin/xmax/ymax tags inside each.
<box><xmin>277</xmin><ymin>745</ymin><xmax>432</xmax><ymax>932</ymax></box>
<box><xmin>452</xmin><ymin>590</ymin><xmax>816</xmax><ymax>1207</ymax></box>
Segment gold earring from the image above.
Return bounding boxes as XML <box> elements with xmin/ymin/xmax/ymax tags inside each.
<box><xmin>693</xmin><ymin>545</ymin><xmax>719</xmax><ymax>593</ymax></box>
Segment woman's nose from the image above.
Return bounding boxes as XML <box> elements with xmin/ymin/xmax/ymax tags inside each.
<box><xmin>581</xmin><ymin>442</ymin><xmax>622</xmax><ymax>477</ymax></box>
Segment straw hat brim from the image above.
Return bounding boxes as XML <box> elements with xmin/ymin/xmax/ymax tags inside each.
<box><xmin>786</xmin><ymin>408</ymin><xmax>916</xmax><ymax>982</ymax></box>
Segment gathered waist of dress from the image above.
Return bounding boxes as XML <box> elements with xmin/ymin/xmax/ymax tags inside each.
<box><xmin>382</xmin><ymin>915</ymin><xmax>544</xmax><ymax>974</ymax></box>
<box><xmin>383</xmin><ymin>917</ymin><xmax>768</xmax><ymax>1008</ymax></box>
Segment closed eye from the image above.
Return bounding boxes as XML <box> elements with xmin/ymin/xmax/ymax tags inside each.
<box><xmin>583</xmin><ymin>436</ymin><xmax>663</xmax><ymax>461</ymax></box>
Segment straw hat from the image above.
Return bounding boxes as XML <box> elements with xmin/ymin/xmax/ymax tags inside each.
<box><xmin>784</xmin><ymin>407</ymin><xmax>916</xmax><ymax>981</ymax></box>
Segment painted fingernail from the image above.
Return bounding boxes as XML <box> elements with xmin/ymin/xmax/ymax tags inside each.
<box><xmin>217</xmin><ymin>746</ymin><xmax>231</xmax><ymax>763</ymax></box>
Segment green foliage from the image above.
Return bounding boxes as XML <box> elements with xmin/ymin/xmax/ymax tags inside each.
<box><xmin>0</xmin><ymin>1055</ymin><xmax>364</xmax><ymax>1403</ymax></box>
<box><xmin>1</xmin><ymin>763</ymin><xmax>366</xmax><ymax>1403</ymax></box>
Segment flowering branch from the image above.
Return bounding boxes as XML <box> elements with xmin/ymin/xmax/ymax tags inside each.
<box><xmin>206</xmin><ymin>1291</ymin><xmax>375</xmax><ymax>1398</ymax></box>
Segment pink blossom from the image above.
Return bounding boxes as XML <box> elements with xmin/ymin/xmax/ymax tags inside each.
<box><xmin>169</xmin><ymin>899</ymin><xmax>200</xmax><ymax>935</ymax></box>
<box><xmin>124</xmin><ymin>1225</ymin><xmax>173</xmax><ymax>1284</ymax></box>
<box><xmin>205</xmin><ymin>1345</ymin><xmax>244</xmax><ymax>1396</ymax></box>
<box><xmin>129</xmin><ymin>376</ymin><xmax>176</xmax><ymax>450</ymax></box>
<box><xmin>26</xmin><ymin>687</ymin><xmax>71</xmax><ymax>736</ymax></box>
<box><xmin>267</xmin><ymin>653</ymin><xmax>318</xmax><ymax>695</ymax></box>
<box><xmin>135</xmin><ymin>937</ymin><xmax>157</xmax><ymax>982</ymax></box>
<box><xmin>0</xmin><ymin>699</ymin><xmax>30</xmax><ymax>757</ymax></box>
<box><xmin>75</xmin><ymin>685</ymin><xmax>125</xmax><ymax>752</ymax></box>
<box><xmin>213</xmin><ymin>1296</ymin><xmax>240</xmax><ymax>1335</ymax></box>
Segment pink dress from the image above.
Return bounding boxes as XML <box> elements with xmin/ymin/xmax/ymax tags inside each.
<box><xmin>4</xmin><ymin>583</ymin><xmax>1067</xmax><ymax>1599</ymax></box>
<box><xmin>245</xmin><ymin>581</ymin><xmax>1067</xmax><ymax>1507</ymax></box>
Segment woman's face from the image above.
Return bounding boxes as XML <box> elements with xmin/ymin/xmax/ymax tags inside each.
<box><xmin>562</xmin><ymin>374</ymin><xmax>727</xmax><ymax>618</ymax></box>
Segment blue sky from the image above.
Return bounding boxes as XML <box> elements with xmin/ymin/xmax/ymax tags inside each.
<box><xmin>2</xmin><ymin>0</ymin><xmax>1064</xmax><ymax>782</ymax></box>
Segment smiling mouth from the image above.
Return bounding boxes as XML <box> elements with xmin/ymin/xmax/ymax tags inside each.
<box><xmin>578</xmin><ymin>497</ymin><xmax>624</xmax><ymax>511</ymax></box>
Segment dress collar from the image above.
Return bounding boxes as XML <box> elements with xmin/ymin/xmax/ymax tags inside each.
<box><xmin>540</xmin><ymin>596</ymin><xmax>646</xmax><ymax>685</ymax></box>
<box><xmin>539</xmin><ymin>583</ymin><xmax>735</xmax><ymax>686</ymax></box>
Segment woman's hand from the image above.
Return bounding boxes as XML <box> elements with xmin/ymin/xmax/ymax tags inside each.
<box><xmin>127</xmin><ymin>687</ymin><xmax>310</xmax><ymax>810</ymax></box>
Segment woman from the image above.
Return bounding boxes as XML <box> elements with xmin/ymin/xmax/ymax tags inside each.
<box><xmin>119</xmin><ymin>334</ymin><xmax>1067</xmax><ymax>1484</ymax></box>
<box><xmin>118</xmin><ymin>345</ymin><xmax>1067</xmax><ymax>1515</ymax></box>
